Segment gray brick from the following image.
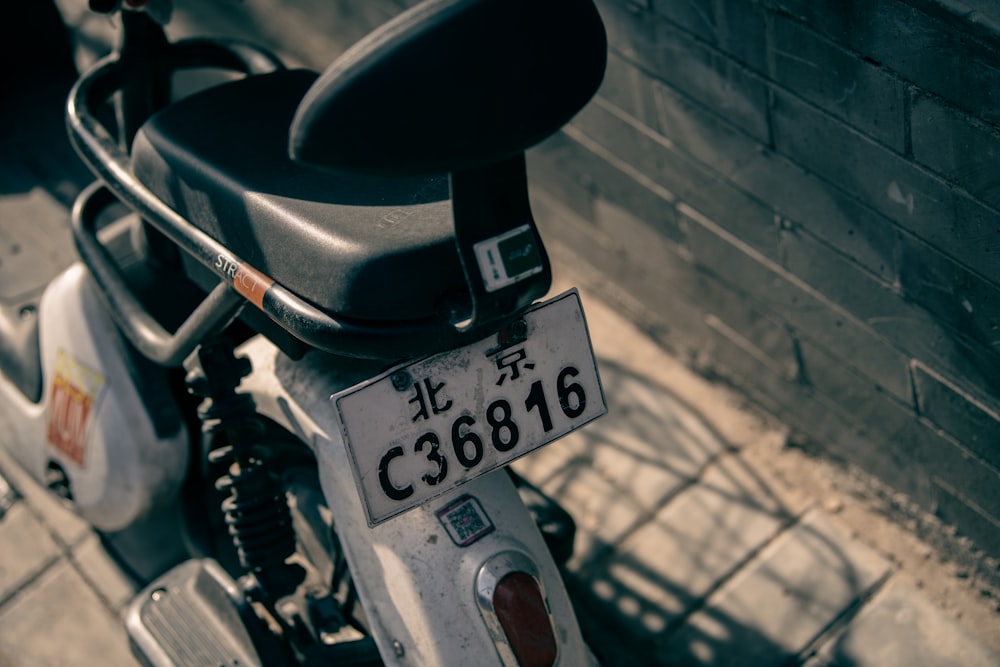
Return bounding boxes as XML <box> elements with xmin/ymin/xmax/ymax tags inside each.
<box><xmin>650</xmin><ymin>0</ymin><xmax>769</xmax><ymax>72</ymax></box>
<box><xmin>815</xmin><ymin>580</ymin><xmax>1000</xmax><ymax>667</ymax></box>
<box><xmin>595</xmin><ymin>200</ymin><xmax>794</xmax><ymax>374</ymax></box>
<box><xmin>899</xmin><ymin>236</ymin><xmax>1000</xmax><ymax>396</ymax></box>
<box><xmin>598</xmin><ymin>0</ymin><xmax>772</xmax><ymax>142</ymax></box>
<box><xmin>732</xmin><ymin>150</ymin><xmax>902</xmax><ymax>284</ymax></box>
<box><xmin>911</xmin><ymin>94</ymin><xmax>1000</xmax><ymax>209</ymax></box>
<box><xmin>702</xmin><ymin>308</ymin><xmax>803</xmax><ymax>393</ymax></box>
<box><xmin>533</xmin><ymin>138</ymin><xmax>804</xmax><ymax>385</ymax></box>
<box><xmin>705</xmin><ymin>313</ymin><xmax>1000</xmax><ymax>546</ymax></box>
<box><xmin>650</xmin><ymin>18</ymin><xmax>771</xmax><ymax>142</ymax></box>
<box><xmin>527</xmin><ymin>133</ymin><xmax>598</xmax><ymax>225</ymax></box>
<box><xmin>679</xmin><ymin>206</ymin><xmax>913</xmax><ymax>402</ymax></box>
<box><xmin>771</xmin><ymin>89</ymin><xmax>934</xmax><ymax>222</ymax></box>
<box><xmin>780</xmin><ymin>223</ymin><xmax>1000</xmax><ymax>402</ymax></box>
<box><xmin>650</xmin><ymin>79</ymin><xmax>900</xmax><ymax>284</ymax></box>
<box><xmin>933</xmin><ymin>480</ymin><xmax>1000</xmax><ymax>556</ymax></box>
<box><xmin>778</xmin><ymin>226</ymin><xmax>901</xmax><ymax>327</ymax></box>
<box><xmin>704</xmin><ymin>295</ymin><xmax>801</xmax><ymax>381</ymax></box>
<box><xmin>794</xmin><ymin>346</ymin><xmax>1000</xmax><ymax>523</ymax></box>
<box><xmin>953</xmin><ymin>194</ymin><xmax>1000</xmax><ymax>282</ymax></box>
<box><xmin>701</xmin><ymin>322</ymin><xmax>939</xmax><ymax>510</ymax></box>
<box><xmin>907</xmin><ymin>419</ymin><xmax>1000</xmax><ymax>522</ymax></box>
<box><xmin>899</xmin><ymin>234</ymin><xmax>1000</xmax><ymax>345</ymax></box>
<box><xmin>568</xmin><ymin>99</ymin><xmax>782</xmax><ymax>258</ymax></box>
<box><xmin>650</xmin><ymin>79</ymin><xmax>764</xmax><ymax>177</ymax></box>
<box><xmin>770</xmin><ymin>15</ymin><xmax>907</xmax><ymax>151</ymax></box>
<box><xmin>528</xmin><ymin>187</ymin><xmax>717</xmax><ymax>356</ymax></box>
<box><xmin>795</xmin><ymin>336</ymin><xmax>913</xmax><ymax>429</ymax></box>
<box><xmin>768</xmin><ymin>0</ymin><xmax>1000</xmax><ymax>123</ymax></box>
<box><xmin>598</xmin><ymin>51</ymin><xmax>662</xmax><ymax>131</ymax></box>
<box><xmin>912</xmin><ymin>362</ymin><xmax>1000</xmax><ymax>469</ymax></box>
<box><xmin>771</xmin><ymin>89</ymin><xmax>1000</xmax><ymax>284</ymax></box>
<box><xmin>900</xmin><ymin>0</ymin><xmax>1000</xmax><ymax>44</ymax></box>
<box><xmin>528</xmin><ymin>128</ymin><xmax>684</xmax><ymax>245</ymax></box>
<box><xmin>595</xmin><ymin>0</ymin><xmax>659</xmax><ymax>72</ymax></box>
<box><xmin>660</xmin><ymin>510</ymin><xmax>891</xmax><ymax>666</ymax></box>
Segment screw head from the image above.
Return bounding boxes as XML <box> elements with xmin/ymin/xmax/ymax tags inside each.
<box><xmin>391</xmin><ymin>370</ymin><xmax>412</xmax><ymax>391</ymax></box>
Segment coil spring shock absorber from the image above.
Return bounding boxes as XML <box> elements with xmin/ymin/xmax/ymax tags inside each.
<box><xmin>187</xmin><ymin>337</ymin><xmax>304</xmax><ymax>600</ymax></box>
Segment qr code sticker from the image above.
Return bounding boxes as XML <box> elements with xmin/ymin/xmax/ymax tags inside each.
<box><xmin>437</xmin><ymin>495</ymin><xmax>495</xmax><ymax>546</ymax></box>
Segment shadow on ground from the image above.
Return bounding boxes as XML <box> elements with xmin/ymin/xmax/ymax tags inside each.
<box><xmin>516</xmin><ymin>358</ymin><xmax>881</xmax><ymax>667</ymax></box>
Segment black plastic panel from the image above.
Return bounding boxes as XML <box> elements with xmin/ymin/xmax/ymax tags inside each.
<box><xmin>130</xmin><ymin>70</ymin><xmax>467</xmax><ymax>322</ymax></box>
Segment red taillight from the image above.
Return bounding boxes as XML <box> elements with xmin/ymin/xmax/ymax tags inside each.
<box><xmin>492</xmin><ymin>572</ymin><xmax>558</xmax><ymax>667</ymax></box>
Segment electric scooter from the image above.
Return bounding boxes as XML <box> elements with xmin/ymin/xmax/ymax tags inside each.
<box><xmin>0</xmin><ymin>1</ymin><xmax>608</xmax><ymax>664</ymax></box>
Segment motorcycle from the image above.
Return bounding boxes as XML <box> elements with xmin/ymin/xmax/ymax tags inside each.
<box><xmin>0</xmin><ymin>0</ymin><xmax>608</xmax><ymax>665</ymax></box>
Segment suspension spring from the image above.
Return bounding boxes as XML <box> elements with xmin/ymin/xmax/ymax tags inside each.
<box><xmin>215</xmin><ymin>451</ymin><xmax>297</xmax><ymax>574</ymax></box>
<box><xmin>187</xmin><ymin>336</ymin><xmax>303</xmax><ymax>598</ymax></box>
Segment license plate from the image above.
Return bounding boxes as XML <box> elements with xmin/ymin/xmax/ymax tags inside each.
<box><xmin>333</xmin><ymin>289</ymin><xmax>606</xmax><ymax>526</ymax></box>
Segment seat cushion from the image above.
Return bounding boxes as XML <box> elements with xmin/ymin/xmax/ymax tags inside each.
<box><xmin>130</xmin><ymin>69</ymin><xmax>466</xmax><ymax>322</ymax></box>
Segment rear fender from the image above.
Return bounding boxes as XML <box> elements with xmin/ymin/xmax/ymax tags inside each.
<box><xmin>237</xmin><ymin>335</ymin><xmax>596</xmax><ymax>667</ymax></box>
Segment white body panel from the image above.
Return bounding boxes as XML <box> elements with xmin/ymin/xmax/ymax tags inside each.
<box><xmin>0</xmin><ymin>264</ymin><xmax>188</xmax><ymax>530</ymax></box>
<box><xmin>238</xmin><ymin>335</ymin><xmax>598</xmax><ymax>667</ymax></box>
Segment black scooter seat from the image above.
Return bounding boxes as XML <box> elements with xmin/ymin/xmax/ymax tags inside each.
<box><xmin>130</xmin><ymin>69</ymin><xmax>466</xmax><ymax>322</ymax></box>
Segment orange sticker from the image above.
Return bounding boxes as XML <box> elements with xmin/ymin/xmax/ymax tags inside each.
<box><xmin>216</xmin><ymin>254</ymin><xmax>274</xmax><ymax>309</ymax></box>
<box><xmin>232</xmin><ymin>262</ymin><xmax>274</xmax><ymax>309</ymax></box>
<box><xmin>46</xmin><ymin>351</ymin><xmax>105</xmax><ymax>467</ymax></box>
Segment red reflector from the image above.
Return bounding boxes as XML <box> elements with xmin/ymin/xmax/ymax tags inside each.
<box><xmin>493</xmin><ymin>572</ymin><xmax>558</xmax><ymax>667</ymax></box>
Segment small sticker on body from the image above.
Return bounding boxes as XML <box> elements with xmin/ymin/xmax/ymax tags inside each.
<box><xmin>473</xmin><ymin>224</ymin><xmax>543</xmax><ymax>292</ymax></box>
<box><xmin>46</xmin><ymin>350</ymin><xmax>106</xmax><ymax>467</ymax></box>
<box><xmin>436</xmin><ymin>495</ymin><xmax>495</xmax><ymax>547</ymax></box>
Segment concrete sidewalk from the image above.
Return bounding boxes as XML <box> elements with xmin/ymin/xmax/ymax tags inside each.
<box><xmin>522</xmin><ymin>267</ymin><xmax>1000</xmax><ymax>666</ymax></box>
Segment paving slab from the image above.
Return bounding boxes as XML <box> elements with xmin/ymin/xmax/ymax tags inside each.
<box><xmin>0</xmin><ymin>503</ymin><xmax>61</xmax><ymax>605</ymax></box>
<box><xmin>0</xmin><ymin>450</ymin><xmax>91</xmax><ymax>548</ymax></box>
<box><xmin>583</xmin><ymin>358</ymin><xmax>729</xmax><ymax>512</ymax></box>
<box><xmin>0</xmin><ymin>560</ymin><xmax>139</xmax><ymax>667</ymax></box>
<box><xmin>658</xmin><ymin>509</ymin><xmax>893</xmax><ymax>666</ymax></box>
<box><xmin>0</xmin><ymin>187</ymin><xmax>77</xmax><ymax>304</ymax></box>
<box><xmin>575</xmin><ymin>454</ymin><xmax>795</xmax><ymax>644</ymax></box>
<box><xmin>71</xmin><ymin>532</ymin><xmax>140</xmax><ymax>614</ymax></box>
<box><xmin>530</xmin><ymin>460</ymin><xmax>648</xmax><ymax>568</ymax></box>
<box><xmin>806</xmin><ymin>579</ymin><xmax>1000</xmax><ymax>667</ymax></box>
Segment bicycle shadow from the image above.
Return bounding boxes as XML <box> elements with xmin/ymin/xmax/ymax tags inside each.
<box><xmin>514</xmin><ymin>357</ymin><xmax>882</xmax><ymax>666</ymax></box>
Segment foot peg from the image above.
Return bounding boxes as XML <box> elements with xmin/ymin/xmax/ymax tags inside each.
<box><xmin>125</xmin><ymin>559</ymin><xmax>268</xmax><ymax>667</ymax></box>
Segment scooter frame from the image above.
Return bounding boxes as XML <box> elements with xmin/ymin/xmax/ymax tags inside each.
<box><xmin>0</xmin><ymin>5</ymin><xmax>605</xmax><ymax>666</ymax></box>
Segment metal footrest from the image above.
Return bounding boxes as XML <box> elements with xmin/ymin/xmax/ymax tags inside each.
<box><xmin>125</xmin><ymin>559</ymin><xmax>265</xmax><ymax>667</ymax></box>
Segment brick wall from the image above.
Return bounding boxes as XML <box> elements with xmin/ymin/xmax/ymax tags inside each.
<box><xmin>527</xmin><ymin>0</ymin><xmax>1000</xmax><ymax>563</ymax></box>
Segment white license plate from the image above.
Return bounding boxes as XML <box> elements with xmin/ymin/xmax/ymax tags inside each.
<box><xmin>333</xmin><ymin>289</ymin><xmax>606</xmax><ymax>526</ymax></box>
